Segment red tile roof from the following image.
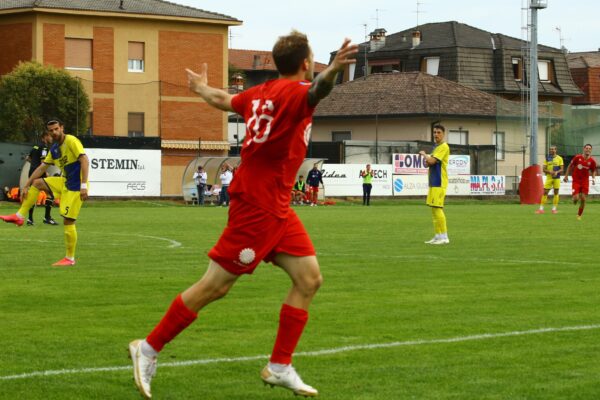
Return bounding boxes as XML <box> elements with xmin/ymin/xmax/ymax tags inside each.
<box><xmin>229</xmin><ymin>49</ymin><xmax>327</xmax><ymax>72</ymax></box>
<box><xmin>314</xmin><ymin>72</ymin><xmax>524</xmax><ymax>118</ymax></box>
<box><xmin>567</xmin><ymin>52</ymin><xmax>600</xmax><ymax>69</ymax></box>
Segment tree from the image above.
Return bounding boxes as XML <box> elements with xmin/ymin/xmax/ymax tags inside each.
<box><xmin>0</xmin><ymin>62</ymin><xmax>90</xmax><ymax>142</ymax></box>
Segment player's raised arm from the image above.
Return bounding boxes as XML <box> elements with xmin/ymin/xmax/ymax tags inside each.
<box><xmin>307</xmin><ymin>38</ymin><xmax>358</xmax><ymax>107</ymax></box>
<box><xmin>186</xmin><ymin>64</ymin><xmax>234</xmax><ymax>112</ymax></box>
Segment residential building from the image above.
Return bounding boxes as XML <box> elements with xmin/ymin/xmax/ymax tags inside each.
<box><xmin>565</xmin><ymin>51</ymin><xmax>600</xmax><ymax>152</ymax></box>
<box><xmin>314</xmin><ymin>72</ymin><xmax>548</xmax><ymax>177</ymax></box>
<box><xmin>0</xmin><ymin>0</ymin><xmax>241</xmax><ymax>195</ymax></box>
<box><xmin>341</xmin><ymin>21</ymin><xmax>582</xmax><ymax>104</ymax></box>
<box><xmin>567</xmin><ymin>51</ymin><xmax>600</xmax><ymax>105</ymax></box>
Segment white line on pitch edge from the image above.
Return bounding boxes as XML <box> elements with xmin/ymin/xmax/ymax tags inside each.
<box><xmin>1</xmin><ymin>323</ymin><xmax>599</xmax><ymax>381</ymax></box>
<box><xmin>319</xmin><ymin>252</ymin><xmax>583</xmax><ymax>267</ymax></box>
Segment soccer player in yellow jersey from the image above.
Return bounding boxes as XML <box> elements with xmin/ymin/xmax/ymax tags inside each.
<box><xmin>1</xmin><ymin>119</ymin><xmax>89</xmax><ymax>266</ymax></box>
<box><xmin>536</xmin><ymin>145</ymin><xmax>564</xmax><ymax>214</ymax></box>
<box><xmin>419</xmin><ymin>124</ymin><xmax>450</xmax><ymax>245</ymax></box>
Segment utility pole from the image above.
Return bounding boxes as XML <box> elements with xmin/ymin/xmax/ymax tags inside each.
<box><xmin>529</xmin><ymin>0</ymin><xmax>547</xmax><ymax>166</ymax></box>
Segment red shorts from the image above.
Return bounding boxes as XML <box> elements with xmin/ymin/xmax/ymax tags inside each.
<box><xmin>572</xmin><ymin>179</ymin><xmax>589</xmax><ymax>196</ymax></box>
<box><xmin>208</xmin><ymin>199</ymin><xmax>315</xmax><ymax>275</ymax></box>
<box><xmin>309</xmin><ymin>186</ymin><xmax>319</xmax><ymax>194</ymax></box>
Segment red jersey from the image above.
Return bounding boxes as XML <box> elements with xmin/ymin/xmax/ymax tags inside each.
<box><xmin>230</xmin><ymin>79</ymin><xmax>315</xmax><ymax>218</ymax></box>
<box><xmin>570</xmin><ymin>154</ymin><xmax>597</xmax><ymax>181</ymax></box>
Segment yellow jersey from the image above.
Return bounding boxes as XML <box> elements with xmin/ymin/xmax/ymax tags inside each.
<box><xmin>429</xmin><ymin>142</ymin><xmax>450</xmax><ymax>189</ymax></box>
<box><xmin>44</xmin><ymin>134</ymin><xmax>86</xmax><ymax>191</ymax></box>
<box><xmin>543</xmin><ymin>154</ymin><xmax>564</xmax><ymax>179</ymax></box>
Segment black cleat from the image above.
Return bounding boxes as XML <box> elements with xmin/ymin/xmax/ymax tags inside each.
<box><xmin>26</xmin><ymin>219</ymin><xmax>34</xmax><ymax>226</ymax></box>
<box><xmin>43</xmin><ymin>218</ymin><xmax>58</xmax><ymax>225</ymax></box>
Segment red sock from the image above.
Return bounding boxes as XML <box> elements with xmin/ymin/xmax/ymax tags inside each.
<box><xmin>146</xmin><ymin>294</ymin><xmax>198</xmax><ymax>352</ymax></box>
<box><xmin>270</xmin><ymin>304</ymin><xmax>308</xmax><ymax>364</ymax></box>
<box><xmin>578</xmin><ymin>207</ymin><xmax>584</xmax><ymax>216</ymax></box>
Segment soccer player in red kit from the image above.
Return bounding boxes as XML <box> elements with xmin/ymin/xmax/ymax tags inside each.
<box><xmin>563</xmin><ymin>144</ymin><xmax>597</xmax><ymax>220</ymax></box>
<box><xmin>128</xmin><ymin>31</ymin><xmax>358</xmax><ymax>399</ymax></box>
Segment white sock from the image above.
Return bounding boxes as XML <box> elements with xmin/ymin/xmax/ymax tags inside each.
<box><xmin>16</xmin><ymin>212</ymin><xmax>25</xmax><ymax>219</ymax></box>
<box><xmin>66</xmin><ymin>256</ymin><xmax>75</xmax><ymax>261</ymax></box>
<box><xmin>141</xmin><ymin>340</ymin><xmax>158</xmax><ymax>358</ymax></box>
<box><xmin>268</xmin><ymin>362</ymin><xmax>290</xmax><ymax>373</ymax></box>
<box><xmin>539</xmin><ymin>206</ymin><xmax>544</xmax><ymax>210</ymax></box>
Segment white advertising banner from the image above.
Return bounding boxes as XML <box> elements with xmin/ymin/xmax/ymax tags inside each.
<box><xmin>470</xmin><ymin>175</ymin><xmax>505</xmax><ymax>195</ymax></box>
<box><xmin>392</xmin><ymin>175</ymin><xmax>429</xmax><ymax>196</ymax></box>
<box><xmin>322</xmin><ymin>164</ymin><xmax>393</xmax><ymax>196</ymax></box>
<box><xmin>392</xmin><ymin>175</ymin><xmax>471</xmax><ymax>196</ymax></box>
<box><xmin>393</xmin><ymin>153</ymin><xmax>428</xmax><ymax>174</ymax></box>
<box><xmin>393</xmin><ymin>153</ymin><xmax>470</xmax><ymax>175</ymax></box>
<box><xmin>559</xmin><ymin>177</ymin><xmax>600</xmax><ymax>196</ymax></box>
<box><xmin>87</xmin><ymin>148</ymin><xmax>161</xmax><ymax>196</ymax></box>
<box><xmin>448</xmin><ymin>176</ymin><xmax>471</xmax><ymax>195</ymax></box>
<box><xmin>448</xmin><ymin>154</ymin><xmax>471</xmax><ymax>175</ymax></box>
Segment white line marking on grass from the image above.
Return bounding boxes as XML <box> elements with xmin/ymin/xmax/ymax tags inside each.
<box><xmin>2</xmin><ymin>323</ymin><xmax>599</xmax><ymax>381</ymax></box>
<box><xmin>320</xmin><ymin>253</ymin><xmax>583</xmax><ymax>267</ymax></box>
<box><xmin>104</xmin><ymin>233</ymin><xmax>183</xmax><ymax>249</ymax></box>
<box><xmin>130</xmin><ymin>200</ymin><xmax>171</xmax><ymax>207</ymax></box>
<box><xmin>131</xmin><ymin>234</ymin><xmax>182</xmax><ymax>248</ymax></box>
<box><xmin>0</xmin><ymin>232</ymin><xmax>182</xmax><ymax>249</ymax></box>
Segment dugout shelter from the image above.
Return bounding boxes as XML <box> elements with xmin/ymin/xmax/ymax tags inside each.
<box><xmin>182</xmin><ymin>157</ymin><xmax>326</xmax><ymax>204</ymax></box>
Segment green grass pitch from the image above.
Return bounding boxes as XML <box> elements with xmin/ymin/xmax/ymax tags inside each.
<box><xmin>1</xmin><ymin>199</ymin><xmax>599</xmax><ymax>399</ymax></box>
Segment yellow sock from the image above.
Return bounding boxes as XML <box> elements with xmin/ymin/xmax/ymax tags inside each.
<box><xmin>64</xmin><ymin>224</ymin><xmax>77</xmax><ymax>259</ymax></box>
<box><xmin>431</xmin><ymin>208</ymin><xmax>440</xmax><ymax>234</ymax></box>
<box><xmin>434</xmin><ymin>207</ymin><xmax>447</xmax><ymax>235</ymax></box>
<box><xmin>540</xmin><ymin>195</ymin><xmax>548</xmax><ymax>206</ymax></box>
<box><xmin>553</xmin><ymin>194</ymin><xmax>559</xmax><ymax>207</ymax></box>
<box><xmin>17</xmin><ymin>186</ymin><xmax>40</xmax><ymax>217</ymax></box>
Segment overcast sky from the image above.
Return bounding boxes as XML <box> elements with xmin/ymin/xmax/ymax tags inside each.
<box><xmin>176</xmin><ymin>0</ymin><xmax>598</xmax><ymax>63</ymax></box>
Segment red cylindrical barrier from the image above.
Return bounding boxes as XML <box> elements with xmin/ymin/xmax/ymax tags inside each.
<box><xmin>519</xmin><ymin>165</ymin><xmax>544</xmax><ymax>204</ymax></box>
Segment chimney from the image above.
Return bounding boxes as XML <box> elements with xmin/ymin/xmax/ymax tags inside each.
<box><xmin>412</xmin><ymin>30</ymin><xmax>421</xmax><ymax>48</ymax></box>
<box><xmin>119</xmin><ymin>0</ymin><xmax>125</xmax><ymax>9</ymax></box>
<box><xmin>252</xmin><ymin>54</ymin><xmax>261</xmax><ymax>69</ymax></box>
<box><xmin>369</xmin><ymin>28</ymin><xmax>387</xmax><ymax>52</ymax></box>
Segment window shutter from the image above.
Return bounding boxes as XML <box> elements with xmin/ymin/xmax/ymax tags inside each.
<box><xmin>65</xmin><ymin>38</ymin><xmax>92</xmax><ymax>68</ymax></box>
<box><xmin>128</xmin><ymin>42</ymin><xmax>144</xmax><ymax>60</ymax></box>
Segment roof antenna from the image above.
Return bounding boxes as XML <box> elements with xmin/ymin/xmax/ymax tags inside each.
<box><xmin>119</xmin><ymin>0</ymin><xmax>125</xmax><ymax>10</ymax></box>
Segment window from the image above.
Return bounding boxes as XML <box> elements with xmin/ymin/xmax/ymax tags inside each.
<box><xmin>128</xmin><ymin>112</ymin><xmax>144</xmax><ymax>137</ymax></box>
<box><xmin>493</xmin><ymin>131</ymin><xmax>505</xmax><ymax>160</ymax></box>
<box><xmin>448</xmin><ymin>129</ymin><xmax>468</xmax><ymax>145</ymax></box>
<box><xmin>512</xmin><ymin>58</ymin><xmax>522</xmax><ymax>81</ymax></box>
<box><xmin>332</xmin><ymin>131</ymin><xmax>351</xmax><ymax>142</ymax></box>
<box><xmin>128</xmin><ymin>41</ymin><xmax>145</xmax><ymax>72</ymax></box>
<box><xmin>421</xmin><ymin>57</ymin><xmax>440</xmax><ymax>76</ymax></box>
<box><xmin>65</xmin><ymin>38</ymin><xmax>92</xmax><ymax>69</ymax></box>
<box><xmin>370</xmin><ymin>60</ymin><xmax>402</xmax><ymax>74</ymax></box>
<box><xmin>538</xmin><ymin>60</ymin><xmax>553</xmax><ymax>82</ymax></box>
<box><xmin>371</xmin><ymin>63</ymin><xmax>401</xmax><ymax>74</ymax></box>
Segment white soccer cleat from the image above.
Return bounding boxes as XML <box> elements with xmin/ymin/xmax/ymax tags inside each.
<box><xmin>424</xmin><ymin>237</ymin><xmax>438</xmax><ymax>244</ymax></box>
<box><xmin>129</xmin><ymin>339</ymin><xmax>157</xmax><ymax>399</ymax></box>
<box><xmin>261</xmin><ymin>365</ymin><xmax>318</xmax><ymax>397</ymax></box>
<box><xmin>431</xmin><ymin>238</ymin><xmax>450</xmax><ymax>245</ymax></box>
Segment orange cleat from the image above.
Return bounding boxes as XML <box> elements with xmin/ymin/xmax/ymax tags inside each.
<box><xmin>535</xmin><ymin>209</ymin><xmax>545</xmax><ymax>214</ymax></box>
<box><xmin>0</xmin><ymin>214</ymin><xmax>25</xmax><ymax>226</ymax></box>
<box><xmin>52</xmin><ymin>257</ymin><xmax>76</xmax><ymax>267</ymax></box>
